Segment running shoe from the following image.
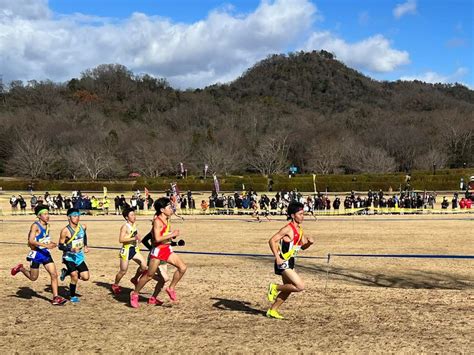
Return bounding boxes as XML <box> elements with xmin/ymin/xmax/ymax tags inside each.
<box><xmin>147</xmin><ymin>296</ymin><xmax>164</xmax><ymax>306</ymax></box>
<box><xmin>70</xmin><ymin>296</ymin><xmax>80</xmax><ymax>303</ymax></box>
<box><xmin>130</xmin><ymin>291</ymin><xmax>139</xmax><ymax>308</ymax></box>
<box><xmin>111</xmin><ymin>284</ymin><xmax>121</xmax><ymax>295</ymax></box>
<box><xmin>11</xmin><ymin>263</ymin><xmax>23</xmax><ymax>276</ymax></box>
<box><xmin>60</xmin><ymin>268</ymin><xmax>68</xmax><ymax>282</ymax></box>
<box><xmin>51</xmin><ymin>296</ymin><xmax>67</xmax><ymax>306</ymax></box>
<box><xmin>267</xmin><ymin>283</ymin><xmax>278</xmax><ymax>302</ymax></box>
<box><xmin>165</xmin><ymin>287</ymin><xmax>177</xmax><ymax>302</ymax></box>
<box><xmin>266</xmin><ymin>308</ymin><xmax>284</xmax><ymax>320</ymax></box>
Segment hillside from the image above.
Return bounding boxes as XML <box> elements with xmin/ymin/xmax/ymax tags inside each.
<box><xmin>0</xmin><ymin>51</ymin><xmax>472</xmax><ymax>180</ymax></box>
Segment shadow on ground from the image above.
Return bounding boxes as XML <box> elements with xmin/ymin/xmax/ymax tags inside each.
<box><xmin>211</xmin><ymin>297</ymin><xmax>266</xmax><ymax>316</ymax></box>
<box><xmin>299</xmin><ymin>263</ymin><xmax>473</xmax><ymax>290</ymax></box>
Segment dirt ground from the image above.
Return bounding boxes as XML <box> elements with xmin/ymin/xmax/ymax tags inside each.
<box><xmin>0</xmin><ymin>211</ymin><xmax>473</xmax><ymax>353</ymax></box>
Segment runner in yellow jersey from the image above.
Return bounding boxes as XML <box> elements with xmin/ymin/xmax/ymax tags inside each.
<box><xmin>111</xmin><ymin>207</ymin><xmax>147</xmax><ymax>295</ymax></box>
<box><xmin>266</xmin><ymin>201</ymin><xmax>314</xmax><ymax>319</ymax></box>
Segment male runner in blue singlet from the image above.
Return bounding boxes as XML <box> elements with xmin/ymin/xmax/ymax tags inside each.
<box><xmin>58</xmin><ymin>208</ymin><xmax>90</xmax><ymax>303</ymax></box>
<box><xmin>11</xmin><ymin>205</ymin><xmax>67</xmax><ymax>305</ymax></box>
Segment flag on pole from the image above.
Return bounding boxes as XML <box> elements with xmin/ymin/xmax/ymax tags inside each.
<box><xmin>213</xmin><ymin>174</ymin><xmax>220</xmax><ymax>194</ymax></box>
<box><xmin>103</xmin><ymin>186</ymin><xmax>107</xmax><ymax>198</ymax></box>
<box><xmin>171</xmin><ymin>182</ymin><xmax>181</xmax><ymax>203</ymax></box>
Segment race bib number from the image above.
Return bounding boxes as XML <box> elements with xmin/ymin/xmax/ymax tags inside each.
<box><xmin>119</xmin><ymin>247</ymin><xmax>127</xmax><ymax>258</ymax></box>
<box><xmin>27</xmin><ymin>250</ymin><xmax>37</xmax><ymax>260</ymax></box>
<box><xmin>72</xmin><ymin>239</ymin><xmax>84</xmax><ymax>250</ymax></box>
<box><xmin>277</xmin><ymin>260</ymin><xmax>290</xmax><ymax>270</ymax></box>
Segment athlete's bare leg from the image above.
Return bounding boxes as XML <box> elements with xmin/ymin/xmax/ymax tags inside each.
<box><xmin>19</xmin><ymin>266</ymin><xmax>39</xmax><ymax>281</ymax></box>
<box><xmin>271</xmin><ymin>269</ymin><xmax>305</xmax><ymax>311</ymax></box>
<box><xmin>166</xmin><ymin>253</ymin><xmax>187</xmax><ymax>290</ymax></box>
<box><xmin>44</xmin><ymin>262</ymin><xmax>59</xmax><ymax>298</ymax></box>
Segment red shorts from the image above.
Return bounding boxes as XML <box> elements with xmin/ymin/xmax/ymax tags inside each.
<box><xmin>150</xmin><ymin>245</ymin><xmax>173</xmax><ymax>261</ymax></box>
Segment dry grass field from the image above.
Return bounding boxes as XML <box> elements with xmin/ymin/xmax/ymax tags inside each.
<box><xmin>0</xmin><ymin>196</ymin><xmax>473</xmax><ymax>353</ymax></box>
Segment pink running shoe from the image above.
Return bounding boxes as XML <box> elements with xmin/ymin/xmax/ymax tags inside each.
<box><xmin>11</xmin><ymin>263</ymin><xmax>23</xmax><ymax>276</ymax></box>
<box><xmin>130</xmin><ymin>291</ymin><xmax>139</xmax><ymax>308</ymax></box>
<box><xmin>111</xmin><ymin>284</ymin><xmax>121</xmax><ymax>295</ymax></box>
<box><xmin>147</xmin><ymin>296</ymin><xmax>164</xmax><ymax>306</ymax></box>
<box><xmin>51</xmin><ymin>296</ymin><xmax>67</xmax><ymax>306</ymax></box>
<box><xmin>165</xmin><ymin>287</ymin><xmax>177</xmax><ymax>302</ymax></box>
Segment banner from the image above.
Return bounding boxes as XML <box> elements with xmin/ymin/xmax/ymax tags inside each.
<box><xmin>213</xmin><ymin>174</ymin><xmax>220</xmax><ymax>194</ymax></box>
<box><xmin>312</xmin><ymin>174</ymin><xmax>317</xmax><ymax>193</ymax></box>
<box><xmin>103</xmin><ymin>186</ymin><xmax>107</xmax><ymax>198</ymax></box>
<box><xmin>171</xmin><ymin>182</ymin><xmax>181</xmax><ymax>202</ymax></box>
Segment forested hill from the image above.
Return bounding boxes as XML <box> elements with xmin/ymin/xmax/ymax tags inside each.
<box><xmin>221</xmin><ymin>50</ymin><xmax>474</xmax><ymax>111</ymax></box>
<box><xmin>0</xmin><ymin>50</ymin><xmax>472</xmax><ymax>180</ymax></box>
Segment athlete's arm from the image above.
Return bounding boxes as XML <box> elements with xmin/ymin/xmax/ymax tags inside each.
<box><xmin>152</xmin><ymin>219</ymin><xmax>179</xmax><ymax>244</ymax></box>
<box><xmin>268</xmin><ymin>225</ymin><xmax>291</xmax><ymax>265</ymax></box>
<box><xmin>83</xmin><ymin>225</ymin><xmax>89</xmax><ymax>253</ymax></box>
<box><xmin>119</xmin><ymin>224</ymin><xmax>137</xmax><ymax>244</ymax></box>
<box><xmin>141</xmin><ymin>232</ymin><xmax>153</xmax><ymax>250</ymax></box>
<box><xmin>28</xmin><ymin>223</ymin><xmax>56</xmax><ymax>249</ymax></box>
<box><xmin>58</xmin><ymin>227</ymin><xmax>72</xmax><ymax>252</ymax></box>
<box><xmin>301</xmin><ymin>235</ymin><xmax>314</xmax><ymax>250</ymax></box>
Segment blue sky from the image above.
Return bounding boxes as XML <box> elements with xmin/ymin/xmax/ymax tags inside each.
<box><xmin>1</xmin><ymin>0</ymin><xmax>472</xmax><ymax>88</ymax></box>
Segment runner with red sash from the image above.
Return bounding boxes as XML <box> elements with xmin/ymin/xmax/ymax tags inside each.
<box><xmin>130</xmin><ymin>197</ymin><xmax>187</xmax><ymax>308</ymax></box>
<box><xmin>266</xmin><ymin>201</ymin><xmax>314</xmax><ymax>319</ymax></box>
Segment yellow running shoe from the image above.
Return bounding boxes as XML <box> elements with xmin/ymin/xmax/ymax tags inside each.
<box><xmin>266</xmin><ymin>308</ymin><xmax>284</xmax><ymax>320</ymax></box>
<box><xmin>267</xmin><ymin>283</ymin><xmax>278</xmax><ymax>302</ymax></box>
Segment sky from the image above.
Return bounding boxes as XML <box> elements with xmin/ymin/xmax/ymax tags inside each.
<box><xmin>0</xmin><ymin>0</ymin><xmax>472</xmax><ymax>89</ymax></box>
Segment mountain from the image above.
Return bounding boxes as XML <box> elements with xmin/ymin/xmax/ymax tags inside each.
<box><xmin>0</xmin><ymin>51</ymin><xmax>472</xmax><ymax>178</ymax></box>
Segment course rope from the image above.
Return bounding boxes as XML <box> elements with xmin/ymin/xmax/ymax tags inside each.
<box><xmin>0</xmin><ymin>241</ymin><xmax>471</xmax><ymax>260</ymax></box>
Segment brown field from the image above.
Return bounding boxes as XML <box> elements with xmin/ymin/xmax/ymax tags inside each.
<box><xmin>0</xmin><ymin>206</ymin><xmax>473</xmax><ymax>353</ymax></box>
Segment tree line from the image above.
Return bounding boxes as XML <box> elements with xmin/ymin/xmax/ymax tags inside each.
<box><xmin>0</xmin><ymin>50</ymin><xmax>472</xmax><ymax>180</ymax></box>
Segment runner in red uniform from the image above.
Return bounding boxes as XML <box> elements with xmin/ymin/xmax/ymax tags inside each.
<box><xmin>130</xmin><ymin>197</ymin><xmax>187</xmax><ymax>308</ymax></box>
<box><xmin>266</xmin><ymin>201</ymin><xmax>314</xmax><ymax>319</ymax></box>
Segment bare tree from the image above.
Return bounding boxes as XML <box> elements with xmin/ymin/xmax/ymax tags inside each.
<box><xmin>413</xmin><ymin>148</ymin><xmax>448</xmax><ymax>170</ymax></box>
<box><xmin>347</xmin><ymin>145</ymin><xmax>397</xmax><ymax>173</ymax></box>
<box><xmin>7</xmin><ymin>136</ymin><xmax>58</xmax><ymax>179</ymax></box>
<box><xmin>67</xmin><ymin>145</ymin><xmax>121</xmax><ymax>180</ymax></box>
<box><xmin>248</xmin><ymin>136</ymin><xmax>289</xmax><ymax>176</ymax></box>
<box><xmin>128</xmin><ymin>142</ymin><xmax>173</xmax><ymax>177</ymax></box>
<box><xmin>200</xmin><ymin>143</ymin><xmax>243</xmax><ymax>175</ymax></box>
<box><xmin>306</xmin><ymin>139</ymin><xmax>343</xmax><ymax>174</ymax></box>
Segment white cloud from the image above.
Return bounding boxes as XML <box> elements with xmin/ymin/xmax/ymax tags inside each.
<box><xmin>400</xmin><ymin>67</ymin><xmax>470</xmax><ymax>85</ymax></box>
<box><xmin>0</xmin><ymin>0</ymin><xmax>51</xmax><ymax>20</ymax></box>
<box><xmin>393</xmin><ymin>0</ymin><xmax>417</xmax><ymax>19</ymax></box>
<box><xmin>303</xmin><ymin>31</ymin><xmax>410</xmax><ymax>72</ymax></box>
<box><xmin>0</xmin><ymin>0</ymin><xmax>318</xmax><ymax>88</ymax></box>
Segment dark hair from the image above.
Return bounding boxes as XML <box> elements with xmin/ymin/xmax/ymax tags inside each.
<box><xmin>67</xmin><ymin>208</ymin><xmax>80</xmax><ymax>216</ymax></box>
<box><xmin>122</xmin><ymin>207</ymin><xmax>135</xmax><ymax>219</ymax></box>
<box><xmin>34</xmin><ymin>204</ymin><xmax>49</xmax><ymax>216</ymax></box>
<box><xmin>154</xmin><ymin>197</ymin><xmax>171</xmax><ymax>215</ymax></box>
<box><xmin>287</xmin><ymin>202</ymin><xmax>304</xmax><ymax>217</ymax></box>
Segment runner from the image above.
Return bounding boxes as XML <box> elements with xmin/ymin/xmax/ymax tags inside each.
<box><xmin>111</xmin><ymin>207</ymin><xmax>147</xmax><ymax>295</ymax></box>
<box><xmin>141</xmin><ymin>229</ymin><xmax>169</xmax><ymax>306</ymax></box>
<box><xmin>11</xmin><ymin>205</ymin><xmax>67</xmax><ymax>305</ymax></box>
<box><xmin>130</xmin><ymin>197</ymin><xmax>187</xmax><ymax>308</ymax></box>
<box><xmin>266</xmin><ymin>201</ymin><xmax>314</xmax><ymax>319</ymax></box>
<box><xmin>58</xmin><ymin>208</ymin><xmax>90</xmax><ymax>303</ymax></box>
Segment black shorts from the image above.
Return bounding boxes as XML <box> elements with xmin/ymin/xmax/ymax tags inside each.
<box><xmin>64</xmin><ymin>260</ymin><xmax>89</xmax><ymax>274</ymax></box>
<box><xmin>30</xmin><ymin>256</ymin><xmax>54</xmax><ymax>269</ymax></box>
<box><xmin>274</xmin><ymin>257</ymin><xmax>295</xmax><ymax>275</ymax></box>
